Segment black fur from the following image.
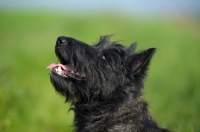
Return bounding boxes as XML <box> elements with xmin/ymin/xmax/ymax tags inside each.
<box><xmin>47</xmin><ymin>35</ymin><xmax>170</xmax><ymax>132</ymax></box>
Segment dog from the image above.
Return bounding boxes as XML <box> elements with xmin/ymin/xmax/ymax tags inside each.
<box><xmin>46</xmin><ymin>35</ymin><xmax>170</xmax><ymax>132</ymax></box>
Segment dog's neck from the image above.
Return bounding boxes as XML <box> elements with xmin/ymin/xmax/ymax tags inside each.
<box><xmin>73</xmin><ymin>96</ymin><xmax>163</xmax><ymax>132</ymax></box>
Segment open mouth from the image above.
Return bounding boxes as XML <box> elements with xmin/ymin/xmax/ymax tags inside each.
<box><xmin>46</xmin><ymin>63</ymin><xmax>86</xmax><ymax>80</ymax></box>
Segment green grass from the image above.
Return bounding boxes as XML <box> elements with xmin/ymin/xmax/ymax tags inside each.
<box><xmin>0</xmin><ymin>11</ymin><xmax>200</xmax><ymax>132</ymax></box>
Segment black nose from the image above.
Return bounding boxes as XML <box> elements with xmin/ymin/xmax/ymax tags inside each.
<box><xmin>57</xmin><ymin>36</ymin><xmax>68</xmax><ymax>44</ymax></box>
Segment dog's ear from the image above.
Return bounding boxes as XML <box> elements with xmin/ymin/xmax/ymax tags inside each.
<box><xmin>127</xmin><ymin>48</ymin><xmax>156</xmax><ymax>75</ymax></box>
<box><xmin>126</xmin><ymin>43</ymin><xmax>137</xmax><ymax>55</ymax></box>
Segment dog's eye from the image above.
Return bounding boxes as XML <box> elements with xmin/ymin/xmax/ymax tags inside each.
<box><xmin>98</xmin><ymin>53</ymin><xmax>106</xmax><ymax>60</ymax></box>
<box><xmin>102</xmin><ymin>55</ymin><xmax>106</xmax><ymax>60</ymax></box>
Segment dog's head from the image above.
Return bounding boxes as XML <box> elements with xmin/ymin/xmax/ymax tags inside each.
<box><xmin>47</xmin><ymin>36</ymin><xmax>155</xmax><ymax>103</ymax></box>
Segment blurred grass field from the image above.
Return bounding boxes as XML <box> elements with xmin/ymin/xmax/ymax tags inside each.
<box><xmin>0</xmin><ymin>11</ymin><xmax>200</xmax><ymax>132</ymax></box>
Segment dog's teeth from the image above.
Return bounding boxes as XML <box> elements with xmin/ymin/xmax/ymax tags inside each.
<box><xmin>58</xmin><ymin>72</ymin><xmax>61</xmax><ymax>75</ymax></box>
<box><xmin>57</xmin><ymin>66</ymin><xmax>62</xmax><ymax>71</ymax></box>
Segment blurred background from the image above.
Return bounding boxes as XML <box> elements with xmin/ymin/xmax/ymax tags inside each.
<box><xmin>0</xmin><ymin>0</ymin><xmax>200</xmax><ymax>132</ymax></box>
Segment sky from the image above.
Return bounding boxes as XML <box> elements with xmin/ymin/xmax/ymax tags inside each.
<box><xmin>0</xmin><ymin>0</ymin><xmax>200</xmax><ymax>17</ymax></box>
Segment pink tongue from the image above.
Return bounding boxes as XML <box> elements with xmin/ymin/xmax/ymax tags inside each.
<box><xmin>46</xmin><ymin>63</ymin><xmax>73</xmax><ymax>71</ymax></box>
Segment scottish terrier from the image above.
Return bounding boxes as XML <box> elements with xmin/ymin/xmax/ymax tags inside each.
<box><xmin>46</xmin><ymin>35</ymin><xmax>170</xmax><ymax>132</ymax></box>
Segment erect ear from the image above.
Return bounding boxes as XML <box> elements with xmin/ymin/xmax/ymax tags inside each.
<box><xmin>127</xmin><ymin>48</ymin><xmax>156</xmax><ymax>75</ymax></box>
<box><xmin>125</xmin><ymin>43</ymin><xmax>137</xmax><ymax>55</ymax></box>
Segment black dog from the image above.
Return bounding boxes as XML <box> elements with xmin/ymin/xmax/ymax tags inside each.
<box><xmin>47</xmin><ymin>35</ymin><xmax>170</xmax><ymax>132</ymax></box>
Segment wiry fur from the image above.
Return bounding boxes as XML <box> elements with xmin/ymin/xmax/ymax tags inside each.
<box><xmin>48</xmin><ymin>35</ymin><xmax>170</xmax><ymax>132</ymax></box>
